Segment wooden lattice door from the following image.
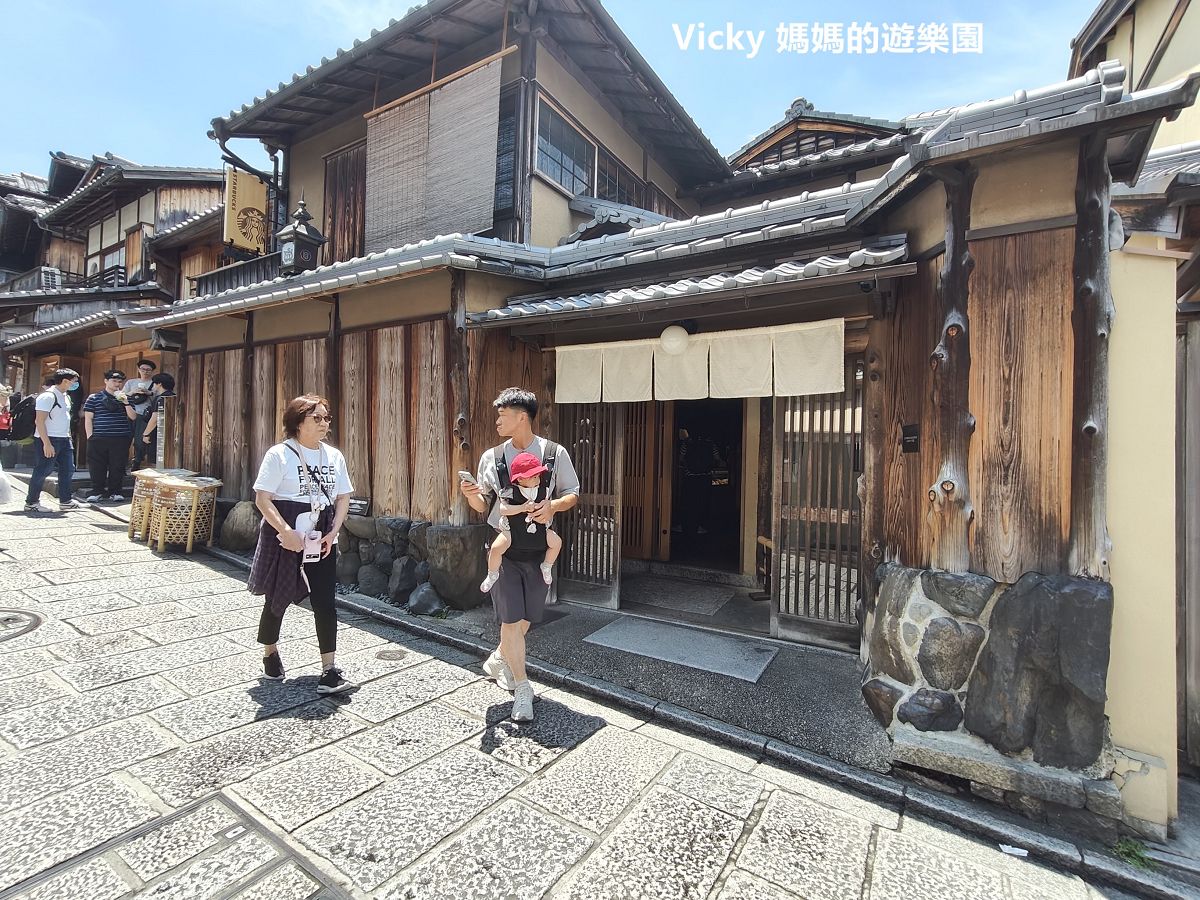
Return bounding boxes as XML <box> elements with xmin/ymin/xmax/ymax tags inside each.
<box><xmin>555</xmin><ymin>402</ymin><xmax>625</xmax><ymax>609</ymax></box>
<box><xmin>771</xmin><ymin>356</ymin><xmax>865</xmax><ymax>646</ymax></box>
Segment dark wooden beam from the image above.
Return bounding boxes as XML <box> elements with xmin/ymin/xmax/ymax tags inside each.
<box><xmin>926</xmin><ymin>162</ymin><xmax>977</xmax><ymax>573</ymax></box>
<box><xmin>374</xmin><ymin>47</ymin><xmax>429</xmax><ymax>66</ymax></box>
<box><xmin>434</xmin><ymin>12</ymin><xmax>493</xmax><ymax>36</ymax></box>
<box><xmin>858</xmin><ymin>314</ymin><xmax>886</xmax><ymax>656</ymax></box>
<box><xmin>275</xmin><ymin>100</ymin><xmax>338</xmax><ymax>114</ymax></box>
<box><xmin>448</xmin><ymin>269</ymin><xmax>471</xmax><ymax>525</ymax></box>
<box><xmin>1067</xmin><ymin>132</ymin><xmax>1117</xmax><ymax>580</ymax></box>
<box><xmin>321</xmin><ymin>75</ymin><xmax>373</xmax><ymax>93</ymax></box>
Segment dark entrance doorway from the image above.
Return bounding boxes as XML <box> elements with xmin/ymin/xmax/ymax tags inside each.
<box><xmin>670</xmin><ymin>398</ymin><xmax>743</xmax><ymax>571</ymax></box>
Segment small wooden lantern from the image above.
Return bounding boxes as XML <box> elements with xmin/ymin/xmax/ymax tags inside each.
<box><xmin>277</xmin><ymin>200</ymin><xmax>326</xmax><ymax>276</ymax></box>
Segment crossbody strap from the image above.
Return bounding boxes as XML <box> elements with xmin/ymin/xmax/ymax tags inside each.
<box><xmin>284</xmin><ymin>441</ymin><xmax>335</xmax><ymax>509</ymax></box>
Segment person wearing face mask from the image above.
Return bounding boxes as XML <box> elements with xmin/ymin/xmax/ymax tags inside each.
<box><xmin>23</xmin><ymin>368</ymin><xmax>82</xmax><ymax>513</ymax></box>
<box><xmin>479</xmin><ymin>452</ymin><xmax>562</xmax><ymax>592</ymax></box>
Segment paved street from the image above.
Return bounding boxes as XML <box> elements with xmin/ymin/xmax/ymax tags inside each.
<box><xmin>0</xmin><ymin>496</ymin><xmax>1135</xmax><ymax>899</ymax></box>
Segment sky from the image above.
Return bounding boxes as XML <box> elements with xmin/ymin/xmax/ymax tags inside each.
<box><xmin>0</xmin><ymin>0</ymin><xmax>1098</xmax><ymax>180</ymax></box>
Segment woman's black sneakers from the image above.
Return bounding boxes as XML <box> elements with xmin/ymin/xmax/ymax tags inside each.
<box><xmin>262</xmin><ymin>652</ymin><xmax>285</xmax><ymax>681</ymax></box>
<box><xmin>317</xmin><ymin>667</ymin><xmax>354</xmax><ymax>695</ymax></box>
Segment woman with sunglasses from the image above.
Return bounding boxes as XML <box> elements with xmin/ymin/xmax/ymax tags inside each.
<box><xmin>248</xmin><ymin>394</ymin><xmax>355</xmax><ymax>694</ymax></box>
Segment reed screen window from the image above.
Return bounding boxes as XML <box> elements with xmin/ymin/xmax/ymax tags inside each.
<box><xmin>537</xmin><ymin>100</ymin><xmax>594</xmax><ymax>196</ymax></box>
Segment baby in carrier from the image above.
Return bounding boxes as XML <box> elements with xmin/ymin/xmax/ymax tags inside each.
<box><xmin>479</xmin><ymin>451</ymin><xmax>562</xmax><ymax>592</ymax></box>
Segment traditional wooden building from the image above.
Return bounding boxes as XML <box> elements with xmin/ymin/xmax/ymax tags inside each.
<box><xmin>71</xmin><ymin>0</ymin><xmax>1199</xmax><ymax>838</ymax></box>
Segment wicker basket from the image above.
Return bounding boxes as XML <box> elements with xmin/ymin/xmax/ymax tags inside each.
<box><xmin>128</xmin><ymin>471</ymin><xmax>166</xmax><ymax>541</ymax></box>
<box><xmin>148</xmin><ymin>477</ymin><xmax>222</xmax><ymax>552</ymax></box>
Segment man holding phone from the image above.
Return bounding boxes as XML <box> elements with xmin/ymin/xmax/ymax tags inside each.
<box><xmin>460</xmin><ymin>387</ymin><xmax>580</xmax><ymax>723</ymax></box>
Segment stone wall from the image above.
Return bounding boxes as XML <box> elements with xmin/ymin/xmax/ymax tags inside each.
<box><xmin>862</xmin><ymin>563</ymin><xmax>1131</xmax><ymax>839</ymax></box>
<box><xmin>337</xmin><ymin>515</ymin><xmax>491</xmax><ymax>614</ymax></box>
<box><xmin>216</xmin><ymin>504</ymin><xmax>490</xmax><ymax>614</ymax></box>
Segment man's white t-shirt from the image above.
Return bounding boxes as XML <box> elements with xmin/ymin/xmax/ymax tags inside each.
<box><xmin>35</xmin><ymin>387</ymin><xmax>72</xmax><ymax>438</ymax></box>
<box><xmin>253</xmin><ymin>440</ymin><xmax>354</xmax><ymax>509</ymax></box>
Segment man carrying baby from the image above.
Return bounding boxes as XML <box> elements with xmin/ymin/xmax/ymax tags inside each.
<box><xmin>459</xmin><ymin>387</ymin><xmax>579</xmax><ymax>723</ymax></box>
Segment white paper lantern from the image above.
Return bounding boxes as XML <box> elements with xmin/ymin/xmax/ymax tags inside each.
<box><xmin>659</xmin><ymin>324</ymin><xmax>690</xmax><ymax>356</ymax></box>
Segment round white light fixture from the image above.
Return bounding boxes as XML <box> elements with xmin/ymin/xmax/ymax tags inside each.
<box><xmin>659</xmin><ymin>324</ymin><xmax>690</xmax><ymax>356</ymax></box>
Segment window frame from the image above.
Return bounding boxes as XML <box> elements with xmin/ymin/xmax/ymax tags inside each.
<box><xmin>536</xmin><ymin>95</ymin><xmax>596</xmax><ymax>198</ymax></box>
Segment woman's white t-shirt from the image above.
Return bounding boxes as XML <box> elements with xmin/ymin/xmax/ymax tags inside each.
<box><xmin>253</xmin><ymin>440</ymin><xmax>354</xmax><ymax>508</ymax></box>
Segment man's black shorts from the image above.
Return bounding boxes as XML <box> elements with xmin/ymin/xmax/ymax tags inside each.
<box><xmin>491</xmin><ymin>555</ymin><xmax>549</xmax><ymax>624</ymax></box>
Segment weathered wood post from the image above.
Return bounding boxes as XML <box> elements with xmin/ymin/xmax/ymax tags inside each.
<box><xmin>858</xmin><ymin>314</ymin><xmax>886</xmax><ymax>662</ymax></box>
<box><xmin>449</xmin><ymin>269</ymin><xmax>472</xmax><ymax>525</ymax></box>
<box><xmin>927</xmin><ymin>163</ymin><xmax>978</xmax><ymax>573</ymax></box>
<box><xmin>1068</xmin><ymin>132</ymin><xmax>1118</xmax><ymax>580</ymax></box>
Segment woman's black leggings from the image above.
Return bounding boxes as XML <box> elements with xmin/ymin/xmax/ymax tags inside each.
<box><xmin>256</xmin><ymin>549</ymin><xmax>338</xmax><ymax>653</ymax></box>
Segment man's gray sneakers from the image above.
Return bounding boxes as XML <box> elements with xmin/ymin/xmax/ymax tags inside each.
<box><xmin>482</xmin><ymin>649</ymin><xmax>516</xmax><ymax>691</ymax></box>
<box><xmin>512</xmin><ymin>681</ymin><xmax>535</xmax><ymax>722</ymax></box>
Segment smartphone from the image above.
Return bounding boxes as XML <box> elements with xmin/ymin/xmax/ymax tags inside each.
<box><xmin>458</xmin><ymin>470</ymin><xmax>477</xmax><ymax>485</ymax></box>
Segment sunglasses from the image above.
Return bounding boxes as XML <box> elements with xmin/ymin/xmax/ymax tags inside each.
<box><xmin>307</xmin><ymin>414</ymin><xmax>333</xmax><ymax>423</ymax></box>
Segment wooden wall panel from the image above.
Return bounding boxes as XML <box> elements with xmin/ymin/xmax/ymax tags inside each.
<box><xmin>45</xmin><ymin>237</ymin><xmax>84</xmax><ymax>275</ymax></box>
<box><xmin>967</xmin><ymin>229</ymin><xmax>1073</xmax><ymax>580</ymax></box>
<box><xmin>221</xmin><ymin>348</ymin><xmax>247</xmax><ymax>497</ymax></box>
<box><xmin>466</xmin><ymin>329</ymin><xmax>553</xmax><ymax>457</ymax></box>
<box><xmin>251</xmin><ymin>344</ymin><xmax>277</xmax><ymax>466</ymax></box>
<box><xmin>181</xmin><ymin>353</ymin><xmax>204</xmax><ymax>470</ymax></box>
<box><xmin>339</xmin><ymin>331</ymin><xmax>371</xmax><ymax>498</ymax></box>
<box><xmin>409</xmin><ymin>319</ymin><xmax>450</xmax><ymax>522</ymax></box>
<box><xmin>179</xmin><ymin>245</ymin><xmax>222</xmax><ymax>298</ymax></box>
<box><xmin>200</xmin><ymin>353</ymin><xmax>223</xmax><ymax>477</ymax></box>
<box><xmin>372</xmin><ymin>325</ymin><xmax>410</xmax><ymax>516</ymax></box>
<box><xmin>275</xmin><ymin>341</ymin><xmax>303</xmax><ymax>429</ymax></box>
<box><xmin>155</xmin><ymin>185</ymin><xmax>222</xmax><ymax>232</ymax></box>
<box><xmin>880</xmin><ymin>256</ymin><xmax>938</xmax><ymax>569</ymax></box>
<box><xmin>301</xmin><ymin>338</ymin><xmax>328</xmax><ymax>399</ymax></box>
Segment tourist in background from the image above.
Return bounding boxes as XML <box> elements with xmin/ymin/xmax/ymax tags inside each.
<box><xmin>24</xmin><ymin>369</ymin><xmax>81</xmax><ymax>514</ymax></box>
<box><xmin>82</xmin><ymin>369</ymin><xmax>136</xmax><ymax>503</ymax></box>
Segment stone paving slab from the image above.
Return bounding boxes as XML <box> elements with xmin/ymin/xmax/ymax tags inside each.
<box><xmin>137</xmin><ymin>831</ymin><xmax>279</xmax><ymax>899</ymax></box>
<box><xmin>477</xmin><ymin>697</ymin><xmax>607</xmax><ymax>773</ymax></box>
<box><xmin>231</xmin><ymin>746</ymin><xmax>384</xmax><ymax>831</ymax></box>
<box><xmin>42</xmin><ymin>629</ymin><xmax>157</xmax><ymax>662</ymax></box>
<box><xmin>14</xmin><ymin>592</ymin><xmax>138</xmax><ymax>622</ymax></box>
<box><xmin>66</xmin><ymin>601</ymin><xmax>197</xmax><ymax>635</ymax></box>
<box><xmin>736</xmin><ymin>791</ymin><xmax>874</xmax><ymax>900</ymax></box>
<box><xmin>0</xmin><ymin>647</ymin><xmax>60</xmax><ymax>678</ymax></box>
<box><xmin>0</xmin><ymin>670</ymin><xmax>70</xmax><ymax>715</ymax></box>
<box><xmin>0</xmin><ymin>619</ymin><xmax>83</xmax><ymax>652</ymax></box>
<box><xmin>22</xmin><ymin>574</ymin><xmax>175</xmax><ymax>600</ymax></box>
<box><xmin>0</xmin><ymin>716</ymin><xmax>179</xmax><ymax>815</ymax></box>
<box><xmin>130</xmin><ymin>580</ymin><xmax>256</xmax><ymax>605</ymax></box>
<box><xmin>439</xmin><ymin>678</ymin><xmax>520</xmax><ymax>724</ymax></box>
<box><xmin>381</xmin><ymin>799</ymin><xmax>593</xmax><ymax>900</ymax></box>
<box><xmin>177</xmin><ymin>592</ymin><xmax>264</xmax><ymax>617</ymax></box>
<box><xmin>518</xmin><ymin>724</ymin><xmax>678</xmax><ymax>833</ymax></box>
<box><xmin>160</xmin><ymin>640</ymin><xmax>320</xmax><ymax>697</ymax></box>
<box><xmin>0</xmin><ymin>676</ymin><xmax>185</xmax><ymax>749</ymax></box>
<box><xmin>717</xmin><ymin>869</ymin><xmax>799</xmax><ymax>900</ymax></box>
<box><xmin>557</xmin><ymin>784</ymin><xmax>743</xmax><ymax>900</ymax></box>
<box><xmin>753</xmin><ymin>759</ymin><xmax>903</xmax><ymax>830</ymax></box>
<box><xmin>0</xmin><ymin>775</ymin><xmax>158</xmax><ymax>891</ymax></box>
<box><xmin>228</xmin><ymin>861</ymin><xmax>323</xmax><ymax>900</ymax></box>
<box><xmin>129</xmin><ymin>701</ymin><xmax>362</xmax><ymax>807</ymax></box>
<box><xmin>334</xmin><ymin>659</ymin><xmax>480</xmax><ymax>723</ymax></box>
<box><xmin>632</xmin><ymin>720</ymin><xmax>761</xmax><ymax>773</ymax></box>
<box><xmin>14</xmin><ymin>856</ymin><xmax>131</xmax><ymax>900</ymax></box>
<box><xmin>0</xmin><ymin>570</ymin><xmax>54</xmax><ymax>590</ymax></box>
<box><xmin>294</xmin><ymin>745</ymin><xmax>526</xmax><ymax>892</ymax></box>
<box><xmin>151</xmin><ymin>675</ymin><xmax>344</xmax><ymax>743</ymax></box>
<box><xmin>114</xmin><ymin>800</ymin><xmax>242</xmax><ymax>881</ymax></box>
<box><xmin>339</xmin><ymin>700</ymin><xmax>484</xmax><ymax>776</ymax></box>
<box><xmin>56</xmin><ymin>634</ymin><xmax>247</xmax><ymax>691</ymax></box>
<box><xmin>658</xmin><ymin>752</ymin><xmax>766</xmax><ymax>819</ymax></box>
<box><xmin>869</xmin><ymin>827</ymin><xmax>1009</xmax><ymax>900</ymax></box>
<box><xmin>137</xmin><ymin>611</ymin><xmax>262</xmax><ymax>645</ymax></box>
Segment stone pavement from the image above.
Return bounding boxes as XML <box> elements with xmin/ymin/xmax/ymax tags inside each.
<box><xmin>0</xmin><ymin>496</ymin><xmax>1152</xmax><ymax>899</ymax></box>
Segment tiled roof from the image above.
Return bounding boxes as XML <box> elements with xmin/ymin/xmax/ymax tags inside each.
<box><xmin>729</xmin><ymin>98</ymin><xmax>901</xmax><ymax>164</ymax></box>
<box><xmin>0</xmin><ymin>193</ymin><xmax>54</xmax><ymax>216</ymax></box>
<box><xmin>39</xmin><ymin>159</ymin><xmax>222</xmax><ymax>225</ymax></box>
<box><xmin>0</xmin><ymin>282</ymin><xmax>166</xmax><ymax>306</ymax></box>
<box><xmin>146</xmin><ymin>204</ymin><xmax>224</xmax><ymax>244</ymax></box>
<box><xmin>471</xmin><ymin>241</ymin><xmax>909</xmax><ymax>326</ymax></box>
<box><xmin>2</xmin><ymin>305</ymin><xmax>168</xmax><ymax>350</ymax></box>
<box><xmin>559</xmin><ymin>197</ymin><xmax>673</xmax><ymax>246</ymax></box>
<box><xmin>146</xmin><ymin>63</ymin><xmax>1200</xmax><ymax>329</ymax></box>
<box><xmin>1113</xmin><ymin>140</ymin><xmax>1200</xmax><ymax>200</ymax></box>
<box><xmin>0</xmin><ymin>172</ymin><xmax>49</xmax><ymax>195</ymax></box>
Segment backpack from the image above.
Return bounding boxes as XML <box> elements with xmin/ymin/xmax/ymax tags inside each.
<box><xmin>6</xmin><ymin>395</ymin><xmax>39</xmax><ymax>442</ymax></box>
